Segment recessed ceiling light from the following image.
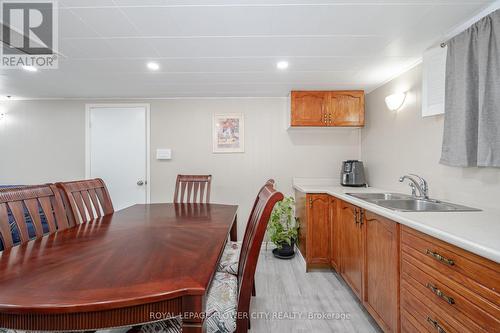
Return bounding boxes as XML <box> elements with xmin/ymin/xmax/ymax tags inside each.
<box><xmin>276</xmin><ymin>61</ymin><xmax>289</xmax><ymax>70</ymax></box>
<box><xmin>147</xmin><ymin>62</ymin><xmax>160</xmax><ymax>71</ymax></box>
<box><xmin>22</xmin><ymin>66</ymin><xmax>37</xmax><ymax>72</ymax></box>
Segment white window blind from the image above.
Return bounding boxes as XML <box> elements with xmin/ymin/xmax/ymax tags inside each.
<box><xmin>422</xmin><ymin>46</ymin><xmax>447</xmax><ymax>117</ymax></box>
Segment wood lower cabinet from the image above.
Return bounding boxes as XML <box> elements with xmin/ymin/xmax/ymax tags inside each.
<box><xmin>400</xmin><ymin>226</ymin><xmax>500</xmax><ymax>333</ymax></box>
<box><xmin>295</xmin><ymin>191</ymin><xmax>331</xmax><ymax>271</ymax></box>
<box><xmin>307</xmin><ymin>194</ymin><xmax>330</xmax><ymax>268</ymax></box>
<box><xmin>340</xmin><ymin>201</ymin><xmax>364</xmax><ymax>299</ymax></box>
<box><xmin>363</xmin><ymin>211</ymin><xmax>400</xmax><ymax>333</ymax></box>
<box><xmin>295</xmin><ymin>191</ymin><xmax>500</xmax><ymax>333</ymax></box>
<box><xmin>329</xmin><ymin>196</ymin><xmax>340</xmax><ymax>271</ymax></box>
<box><xmin>290</xmin><ymin>90</ymin><xmax>365</xmax><ymax>127</ymax></box>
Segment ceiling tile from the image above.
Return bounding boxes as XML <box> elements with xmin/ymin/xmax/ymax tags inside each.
<box><xmin>69</xmin><ymin>7</ymin><xmax>140</xmax><ymax>37</ymax></box>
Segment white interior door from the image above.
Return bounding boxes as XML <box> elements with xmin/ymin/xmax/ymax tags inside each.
<box><xmin>86</xmin><ymin>104</ymin><xmax>149</xmax><ymax>211</ymax></box>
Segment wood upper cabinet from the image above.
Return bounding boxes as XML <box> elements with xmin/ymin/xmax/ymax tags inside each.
<box><xmin>306</xmin><ymin>194</ymin><xmax>331</xmax><ymax>269</ymax></box>
<box><xmin>327</xmin><ymin>91</ymin><xmax>365</xmax><ymax>126</ymax></box>
<box><xmin>290</xmin><ymin>90</ymin><xmax>364</xmax><ymax>127</ymax></box>
<box><xmin>329</xmin><ymin>196</ymin><xmax>340</xmax><ymax>272</ymax></box>
<box><xmin>290</xmin><ymin>91</ymin><xmax>327</xmax><ymax>126</ymax></box>
<box><xmin>363</xmin><ymin>211</ymin><xmax>400</xmax><ymax>333</ymax></box>
<box><xmin>340</xmin><ymin>201</ymin><xmax>364</xmax><ymax>299</ymax></box>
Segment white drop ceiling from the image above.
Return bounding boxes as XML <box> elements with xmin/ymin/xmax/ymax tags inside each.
<box><xmin>0</xmin><ymin>0</ymin><xmax>494</xmax><ymax>98</ymax></box>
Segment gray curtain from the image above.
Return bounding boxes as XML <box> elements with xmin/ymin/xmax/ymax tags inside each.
<box><xmin>441</xmin><ymin>9</ymin><xmax>500</xmax><ymax>167</ymax></box>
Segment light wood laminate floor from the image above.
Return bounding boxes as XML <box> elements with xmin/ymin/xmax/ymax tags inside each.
<box><xmin>250</xmin><ymin>246</ymin><xmax>382</xmax><ymax>333</ymax></box>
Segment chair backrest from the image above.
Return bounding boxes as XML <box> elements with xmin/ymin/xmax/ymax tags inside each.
<box><xmin>56</xmin><ymin>178</ymin><xmax>114</xmax><ymax>226</ymax></box>
<box><xmin>0</xmin><ymin>185</ymin><xmax>69</xmax><ymax>251</ymax></box>
<box><xmin>236</xmin><ymin>181</ymin><xmax>283</xmax><ymax>333</ymax></box>
<box><xmin>238</xmin><ymin>179</ymin><xmax>274</xmax><ymax>254</ymax></box>
<box><xmin>173</xmin><ymin>174</ymin><xmax>212</xmax><ymax>203</ymax></box>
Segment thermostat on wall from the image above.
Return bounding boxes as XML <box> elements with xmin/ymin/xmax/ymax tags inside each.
<box><xmin>156</xmin><ymin>149</ymin><xmax>172</xmax><ymax>160</ymax></box>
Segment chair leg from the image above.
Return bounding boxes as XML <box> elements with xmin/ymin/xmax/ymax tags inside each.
<box><xmin>252</xmin><ymin>280</ymin><xmax>256</xmax><ymax>297</ymax></box>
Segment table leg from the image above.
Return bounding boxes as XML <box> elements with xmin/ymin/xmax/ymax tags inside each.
<box><xmin>230</xmin><ymin>215</ymin><xmax>237</xmax><ymax>241</ymax></box>
<box><xmin>182</xmin><ymin>295</ymin><xmax>205</xmax><ymax>333</ymax></box>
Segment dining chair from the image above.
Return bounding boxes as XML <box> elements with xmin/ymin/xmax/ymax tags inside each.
<box><xmin>0</xmin><ymin>184</ymin><xmax>70</xmax><ymax>251</ymax></box>
<box><xmin>139</xmin><ymin>180</ymin><xmax>283</xmax><ymax>333</ymax></box>
<box><xmin>173</xmin><ymin>174</ymin><xmax>212</xmax><ymax>203</ymax></box>
<box><xmin>217</xmin><ymin>179</ymin><xmax>275</xmax><ymax>296</ymax></box>
<box><xmin>56</xmin><ymin>178</ymin><xmax>114</xmax><ymax>226</ymax></box>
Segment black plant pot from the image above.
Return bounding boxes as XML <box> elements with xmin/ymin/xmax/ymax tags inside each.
<box><xmin>272</xmin><ymin>239</ymin><xmax>296</xmax><ymax>259</ymax></box>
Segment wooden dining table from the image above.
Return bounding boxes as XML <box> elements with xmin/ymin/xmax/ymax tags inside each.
<box><xmin>0</xmin><ymin>203</ymin><xmax>238</xmax><ymax>333</ymax></box>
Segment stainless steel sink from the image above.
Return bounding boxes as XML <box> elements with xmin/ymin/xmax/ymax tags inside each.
<box><xmin>347</xmin><ymin>192</ymin><xmax>410</xmax><ymax>201</ymax></box>
<box><xmin>347</xmin><ymin>193</ymin><xmax>481</xmax><ymax>212</ymax></box>
<box><xmin>375</xmin><ymin>199</ymin><xmax>480</xmax><ymax>212</ymax></box>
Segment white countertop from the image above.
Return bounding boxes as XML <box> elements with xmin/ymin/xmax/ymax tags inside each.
<box><xmin>293</xmin><ymin>178</ymin><xmax>500</xmax><ymax>264</ymax></box>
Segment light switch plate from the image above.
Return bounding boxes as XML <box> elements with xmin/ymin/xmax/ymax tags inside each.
<box><xmin>156</xmin><ymin>148</ymin><xmax>172</xmax><ymax>160</ymax></box>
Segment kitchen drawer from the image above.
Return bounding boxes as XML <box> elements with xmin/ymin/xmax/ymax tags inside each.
<box><xmin>401</xmin><ymin>309</ymin><xmax>429</xmax><ymax>333</ymax></box>
<box><xmin>401</xmin><ymin>279</ymin><xmax>480</xmax><ymax>333</ymax></box>
<box><xmin>401</xmin><ymin>226</ymin><xmax>500</xmax><ymax>306</ymax></box>
<box><xmin>402</xmin><ymin>255</ymin><xmax>498</xmax><ymax>332</ymax></box>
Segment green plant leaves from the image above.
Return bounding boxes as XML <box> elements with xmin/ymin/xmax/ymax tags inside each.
<box><xmin>267</xmin><ymin>196</ymin><xmax>299</xmax><ymax>248</ymax></box>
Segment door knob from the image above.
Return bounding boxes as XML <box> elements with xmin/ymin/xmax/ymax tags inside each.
<box><xmin>137</xmin><ymin>180</ymin><xmax>144</xmax><ymax>186</ymax></box>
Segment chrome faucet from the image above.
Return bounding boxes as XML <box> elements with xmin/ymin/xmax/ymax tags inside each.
<box><xmin>399</xmin><ymin>174</ymin><xmax>429</xmax><ymax>199</ymax></box>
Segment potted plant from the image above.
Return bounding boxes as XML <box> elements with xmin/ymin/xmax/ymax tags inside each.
<box><xmin>267</xmin><ymin>196</ymin><xmax>299</xmax><ymax>259</ymax></box>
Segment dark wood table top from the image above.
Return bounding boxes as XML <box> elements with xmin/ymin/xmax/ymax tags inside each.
<box><xmin>0</xmin><ymin>203</ymin><xmax>238</xmax><ymax>315</ymax></box>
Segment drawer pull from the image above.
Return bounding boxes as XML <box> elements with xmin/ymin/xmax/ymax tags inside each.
<box><xmin>426</xmin><ymin>249</ymin><xmax>455</xmax><ymax>266</ymax></box>
<box><xmin>426</xmin><ymin>283</ymin><xmax>455</xmax><ymax>305</ymax></box>
<box><xmin>427</xmin><ymin>316</ymin><xmax>447</xmax><ymax>333</ymax></box>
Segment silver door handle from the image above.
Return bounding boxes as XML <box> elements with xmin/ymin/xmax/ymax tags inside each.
<box><xmin>137</xmin><ymin>180</ymin><xmax>144</xmax><ymax>186</ymax></box>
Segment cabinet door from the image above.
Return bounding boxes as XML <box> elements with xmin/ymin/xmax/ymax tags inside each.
<box><xmin>340</xmin><ymin>201</ymin><xmax>363</xmax><ymax>299</ymax></box>
<box><xmin>330</xmin><ymin>196</ymin><xmax>340</xmax><ymax>271</ymax></box>
<box><xmin>306</xmin><ymin>194</ymin><xmax>330</xmax><ymax>266</ymax></box>
<box><xmin>363</xmin><ymin>211</ymin><xmax>400</xmax><ymax>333</ymax></box>
<box><xmin>291</xmin><ymin>91</ymin><xmax>327</xmax><ymax>126</ymax></box>
<box><xmin>328</xmin><ymin>91</ymin><xmax>365</xmax><ymax>127</ymax></box>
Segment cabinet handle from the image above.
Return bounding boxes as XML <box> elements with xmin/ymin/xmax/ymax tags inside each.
<box><xmin>426</xmin><ymin>250</ymin><xmax>455</xmax><ymax>266</ymax></box>
<box><xmin>353</xmin><ymin>209</ymin><xmax>359</xmax><ymax>224</ymax></box>
<box><xmin>426</xmin><ymin>317</ymin><xmax>447</xmax><ymax>333</ymax></box>
<box><xmin>426</xmin><ymin>283</ymin><xmax>455</xmax><ymax>305</ymax></box>
<box><xmin>309</xmin><ymin>197</ymin><xmax>313</xmax><ymax>208</ymax></box>
<box><xmin>358</xmin><ymin>210</ymin><xmax>364</xmax><ymax>225</ymax></box>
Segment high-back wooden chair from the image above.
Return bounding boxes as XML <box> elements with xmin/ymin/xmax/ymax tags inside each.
<box><xmin>242</xmin><ymin>179</ymin><xmax>274</xmax><ymax>297</ymax></box>
<box><xmin>173</xmin><ymin>174</ymin><xmax>212</xmax><ymax>203</ymax></box>
<box><xmin>0</xmin><ymin>185</ymin><xmax>70</xmax><ymax>251</ymax></box>
<box><xmin>136</xmin><ymin>181</ymin><xmax>282</xmax><ymax>333</ymax></box>
<box><xmin>56</xmin><ymin>178</ymin><xmax>114</xmax><ymax>226</ymax></box>
<box><xmin>236</xmin><ymin>181</ymin><xmax>283</xmax><ymax>332</ymax></box>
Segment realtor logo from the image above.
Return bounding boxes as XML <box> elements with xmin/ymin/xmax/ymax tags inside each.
<box><xmin>1</xmin><ymin>0</ymin><xmax>58</xmax><ymax>69</ymax></box>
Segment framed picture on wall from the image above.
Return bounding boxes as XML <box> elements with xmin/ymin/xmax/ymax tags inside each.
<box><xmin>212</xmin><ymin>113</ymin><xmax>244</xmax><ymax>153</ymax></box>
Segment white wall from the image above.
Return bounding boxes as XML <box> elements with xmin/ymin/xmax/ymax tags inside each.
<box><xmin>0</xmin><ymin>100</ymin><xmax>85</xmax><ymax>184</ymax></box>
<box><xmin>362</xmin><ymin>64</ymin><xmax>500</xmax><ymax>209</ymax></box>
<box><xmin>0</xmin><ymin>97</ymin><xmax>360</xmax><ymax>237</ymax></box>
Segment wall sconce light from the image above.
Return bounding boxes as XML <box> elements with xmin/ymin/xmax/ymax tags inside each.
<box><xmin>385</xmin><ymin>92</ymin><xmax>406</xmax><ymax>111</ymax></box>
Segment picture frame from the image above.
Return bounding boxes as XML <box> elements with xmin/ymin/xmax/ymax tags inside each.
<box><xmin>212</xmin><ymin>113</ymin><xmax>245</xmax><ymax>153</ymax></box>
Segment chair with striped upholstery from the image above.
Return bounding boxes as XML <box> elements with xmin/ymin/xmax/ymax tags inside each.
<box><xmin>0</xmin><ymin>185</ymin><xmax>70</xmax><ymax>251</ymax></box>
